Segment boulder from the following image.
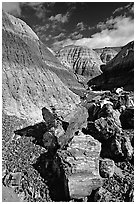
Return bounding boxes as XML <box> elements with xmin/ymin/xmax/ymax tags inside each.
<box><xmin>87</xmin><ymin>99</ymin><xmax>121</xmax><ymax>125</ymax></box>
<box><xmin>87</xmin><ymin>116</ymin><xmax>121</xmax><ymax>142</ymax></box>
<box><xmin>58</xmin><ymin>105</ymin><xmax>88</xmax><ymax>148</ymax></box>
<box><xmin>99</xmin><ymin>158</ymin><xmax>115</xmax><ymax>178</ymax></box>
<box><xmin>89</xmin><ymin>187</ymin><xmax>114</xmax><ymax>202</ymax></box>
<box><xmin>3</xmin><ymin>172</ymin><xmax>22</xmax><ymax>188</ymax></box>
<box><xmin>58</xmin><ymin>131</ymin><xmax>102</xmax><ymax>200</ymax></box>
<box><xmin>101</xmin><ymin>134</ymin><xmax>133</xmax><ymax>161</ymax></box>
<box><xmin>42</xmin><ymin>107</ymin><xmax>56</xmax><ymax>128</ymax></box>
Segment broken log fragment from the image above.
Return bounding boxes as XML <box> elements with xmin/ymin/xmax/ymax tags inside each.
<box><xmin>58</xmin><ymin>131</ymin><xmax>102</xmax><ymax>199</ymax></box>
<box><xmin>15</xmin><ymin>106</ymin><xmax>103</xmax><ymax>201</ymax></box>
<box><xmin>58</xmin><ymin>106</ymin><xmax>88</xmax><ymax>149</ymax></box>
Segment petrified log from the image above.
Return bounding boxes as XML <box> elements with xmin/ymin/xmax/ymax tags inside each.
<box><xmin>58</xmin><ymin>131</ymin><xmax>102</xmax><ymax>199</ymax></box>
<box><xmin>58</xmin><ymin>105</ymin><xmax>88</xmax><ymax>148</ymax></box>
<box><xmin>15</xmin><ymin>105</ymin><xmax>102</xmax><ymax>200</ymax></box>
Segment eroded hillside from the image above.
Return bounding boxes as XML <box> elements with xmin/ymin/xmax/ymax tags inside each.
<box><xmin>2</xmin><ymin>11</ymin><xmax>82</xmax><ymax>123</ymax></box>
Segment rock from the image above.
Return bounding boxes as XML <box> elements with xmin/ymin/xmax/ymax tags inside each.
<box><xmin>87</xmin><ymin>103</ymin><xmax>101</xmax><ymax>121</ymax></box>
<box><xmin>42</xmin><ymin>131</ymin><xmax>59</xmax><ymax>155</ymax></box>
<box><xmin>86</xmin><ymin>108</ymin><xmax>133</xmax><ymax>161</ymax></box>
<box><xmin>2</xmin><ymin>185</ymin><xmax>21</xmax><ymax>202</ymax></box>
<box><xmin>88</xmin><ymin>41</ymin><xmax>134</xmax><ymax>91</ymax></box>
<box><xmin>121</xmin><ymin>136</ymin><xmax>133</xmax><ymax>160</ymax></box>
<box><xmin>87</xmin><ymin>116</ymin><xmax>121</xmax><ymax>142</ymax></box>
<box><xmin>101</xmin><ymin>134</ymin><xmax>133</xmax><ymax>161</ymax></box>
<box><xmin>2</xmin><ymin>11</ymin><xmax>81</xmax><ymax>124</ymax></box>
<box><xmin>58</xmin><ymin>131</ymin><xmax>102</xmax><ymax>200</ymax></box>
<box><xmin>89</xmin><ymin>187</ymin><xmax>114</xmax><ymax>202</ymax></box>
<box><xmin>120</xmin><ymin>108</ymin><xmax>134</xmax><ymax>129</ymax></box>
<box><xmin>42</xmin><ymin>107</ymin><xmax>56</xmax><ymax>128</ymax></box>
<box><xmin>91</xmin><ymin>159</ymin><xmax>134</xmax><ymax>202</ymax></box>
<box><xmin>58</xmin><ymin>105</ymin><xmax>88</xmax><ymax>148</ymax></box>
<box><xmin>84</xmin><ymin>92</ymin><xmax>133</xmax><ymax>162</ymax></box>
<box><xmin>87</xmin><ymin>98</ymin><xmax>122</xmax><ymax>126</ymax></box>
<box><xmin>2</xmin><ymin>11</ymin><xmax>82</xmax><ymax>202</ymax></box>
<box><xmin>99</xmin><ymin>158</ymin><xmax>115</xmax><ymax>178</ymax></box>
<box><xmin>97</xmin><ymin>103</ymin><xmax>121</xmax><ymax>119</ymax></box>
<box><xmin>3</xmin><ymin>172</ymin><xmax>22</xmax><ymax>188</ymax></box>
<box><xmin>56</xmin><ymin>45</ymin><xmax>102</xmax><ymax>78</ymax></box>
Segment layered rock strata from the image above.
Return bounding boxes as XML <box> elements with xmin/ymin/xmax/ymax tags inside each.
<box><xmin>94</xmin><ymin>47</ymin><xmax>121</xmax><ymax>64</ymax></box>
<box><xmin>56</xmin><ymin>45</ymin><xmax>102</xmax><ymax>78</ymax></box>
<box><xmin>88</xmin><ymin>41</ymin><xmax>134</xmax><ymax>91</ymax></box>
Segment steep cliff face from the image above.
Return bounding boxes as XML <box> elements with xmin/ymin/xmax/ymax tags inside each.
<box><xmin>2</xmin><ymin>11</ymin><xmax>81</xmax><ymax>124</ymax></box>
<box><xmin>88</xmin><ymin>41</ymin><xmax>134</xmax><ymax>91</ymax></box>
<box><xmin>56</xmin><ymin>45</ymin><xmax>102</xmax><ymax>78</ymax></box>
<box><xmin>94</xmin><ymin>47</ymin><xmax>121</xmax><ymax>64</ymax></box>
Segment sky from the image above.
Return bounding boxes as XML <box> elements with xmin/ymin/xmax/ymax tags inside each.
<box><xmin>2</xmin><ymin>1</ymin><xmax>134</xmax><ymax>51</ymax></box>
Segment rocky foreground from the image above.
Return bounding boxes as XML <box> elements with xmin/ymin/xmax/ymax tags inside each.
<box><xmin>2</xmin><ymin>11</ymin><xmax>134</xmax><ymax>202</ymax></box>
<box><xmin>3</xmin><ymin>90</ymin><xmax>134</xmax><ymax>202</ymax></box>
